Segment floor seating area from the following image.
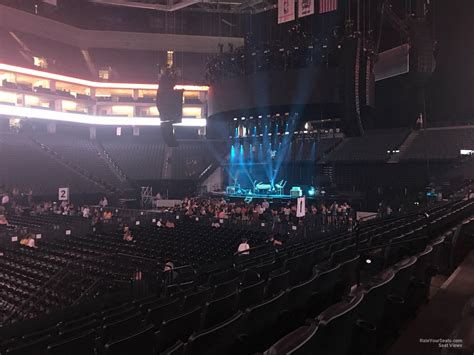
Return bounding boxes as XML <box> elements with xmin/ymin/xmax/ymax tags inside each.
<box><xmin>0</xmin><ymin>216</ymin><xmax>267</xmax><ymax>325</ymax></box>
<box><xmin>0</xmin><ymin>199</ymin><xmax>472</xmax><ymax>354</ymax></box>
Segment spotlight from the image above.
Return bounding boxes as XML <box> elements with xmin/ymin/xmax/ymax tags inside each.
<box><xmin>308</xmin><ymin>187</ymin><xmax>316</xmax><ymax>196</ymax></box>
<box><xmin>365</xmin><ymin>258</ymin><xmax>372</xmax><ymax>264</ymax></box>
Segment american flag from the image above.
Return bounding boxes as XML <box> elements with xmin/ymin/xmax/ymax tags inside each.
<box><xmin>319</xmin><ymin>0</ymin><xmax>337</xmax><ymax>13</ymax></box>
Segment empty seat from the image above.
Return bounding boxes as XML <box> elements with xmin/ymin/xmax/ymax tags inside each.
<box><xmin>184</xmin><ymin>312</ymin><xmax>243</xmax><ymax>355</ymax></box>
<box><xmin>182</xmin><ymin>288</ymin><xmax>212</xmax><ymax>312</ymax></box>
<box><xmin>212</xmin><ymin>278</ymin><xmax>240</xmax><ymax>300</ymax></box>
<box><xmin>155</xmin><ymin>307</ymin><xmax>202</xmax><ymax>353</ymax></box>
<box><xmin>104</xmin><ymin>325</ymin><xmax>155</xmax><ymax>355</ymax></box>
<box><xmin>239</xmin><ymin>269</ymin><xmax>261</xmax><ymax>287</ymax></box>
<box><xmin>162</xmin><ymin>340</ymin><xmax>185</xmax><ymax>355</ymax></box>
<box><xmin>266</xmin><ymin>270</ymin><xmax>290</xmax><ymax>297</ymax></box>
<box><xmin>147</xmin><ymin>298</ymin><xmax>181</xmax><ymax>326</ymax></box>
<box><xmin>102</xmin><ymin>313</ymin><xmax>145</xmax><ymax>342</ymax></box>
<box><xmin>314</xmin><ymin>292</ymin><xmax>365</xmax><ymax>355</ymax></box>
<box><xmin>202</xmin><ymin>292</ymin><xmax>238</xmax><ymax>329</ymax></box>
<box><xmin>237</xmin><ymin>280</ymin><xmax>265</xmax><ymax>310</ymax></box>
<box><xmin>103</xmin><ymin>306</ymin><xmax>136</xmax><ymax>324</ymax></box>
<box><xmin>355</xmin><ymin>269</ymin><xmax>395</xmax><ymax>329</ymax></box>
<box><xmin>337</xmin><ymin>255</ymin><xmax>360</xmax><ymax>296</ymax></box>
<box><xmin>284</xmin><ymin>254</ymin><xmax>305</xmax><ymax>285</ymax></box>
<box><xmin>390</xmin><ymin>256</ymin><xmax>417</xmax><ymax>300</ymax></box>
<box><xmin>47</xmin><ymin>329</ymin><xmax>96</xmax><ymax>355</ymax></box>
<box><xmin>285</xmin><ymin>274</ymin><xmax>316</xmax><ymax>318</ymax></box>
<box><xmin>243</xmin><ymin>290</ymin><xmax>287</xmax><ymax>334</ymax></box>
<box><xmin>262</xmin><ymin>320</ymin><xmax>320</xmax><ymax>355</ymax></box>
<box><xmin>59</xmin><ymin>320</ymin><xmax>98</xmax><ymax>339</ymax></box>
<box><xmin>5</xmin><ymin>334</ymin><xmax>52</xmax><ymax>355</ymax></box>
<box><xmin>309</xmin><ymin>264</ymin><xmax>341</xmax><ymax>315</ymax></box>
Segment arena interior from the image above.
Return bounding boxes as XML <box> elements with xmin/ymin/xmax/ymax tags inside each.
<box><xmin>0</xmin><ymin>0</ymin><xmax>473</xmax><ymax>354</ymax></box>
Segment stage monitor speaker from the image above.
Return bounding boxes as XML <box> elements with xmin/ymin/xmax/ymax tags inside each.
<box><xmin>161</xmin><ymin>121</ymin><xmax>178</xmax><ymax>147</ymax></box>
<box><xmin>342</xmin><ymin>37</ymin><xmax>364</xmax><ymax>137</ymax></box>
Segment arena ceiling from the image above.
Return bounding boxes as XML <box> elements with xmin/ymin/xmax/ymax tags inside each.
<box><xmin>88</xmin><ymin>0</ymin><xmax>276</xmax><ymax>14</ymax></box>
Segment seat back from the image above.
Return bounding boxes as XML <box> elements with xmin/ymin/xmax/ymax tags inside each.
<box><xmin>266</xmin><ymin>270</ymin><xmax>290</xmax><ymax>297</ymax></box>
<box><xmin>104</xmin><ymin>325</ymin><xmax>155</xmax><ymax>355</ymax></box>
<box><xmin>162</xmin><ymin>341</ymin><xmax>185</xmax><ymax>355</ymax></box>
<box><xmin>313</xmin><ymin>264</ymin><xmax>341</xmax><ymax>303</ymax></box>
<box><xmin>182</xmin><ymin>288</ymin><xmax>212</xmax><ymax>311</ymax></box>
<box><xmin>202</xmin><ymin>292</ymin><xmax>238</xmax><ymax>329</ymax></box>
<box><xmin>428</xmin><ymin>236</ymin><xmax>445</xmax><ymax>274</ymax></box>
<box><xmin>239</xmin><ymin>269</ymin><xmax>262</xmax><ymax>287</ymax></box>
<box><xmin>357</xmin><ymin>269</ymin><xmax>395</xmax><ymax>327</ymax></box>
<box><xmin>339</xmin><ymin>255</ymin><xmax>360</xmax><ymax>295</ymax></box>
<box><xmin>156</xmin><ymin>307</ymin><xmax>202</xmax><ymax>353</ymax></box>
<box><xmin>212</xmin><ymin>277</ymin><xmax>240</xmax><ymax>300</ymax></box>
<box><xmin>284</xmin><ymin>254</ymin><xmax>305</xmax><ymax>285</ymax></box>
<box><xmin>413</xmin><ymin>246</ymin><xmax>433</xmax><ymax>282</ymax></box>
<box><xmin>147</xmin><ymin>297</ymin><xmax>181</xmax><ymax>326</ymax></box>
<box><xmin>263</xmin><ymin>321</ymin><xmax>321</xmax><ymax>355</ymax></box>
<box><xmin>102</xmin><ymin>313</ymin><xmax>144</xmax><ymax>342</ymax></box>
<box><xmin>316</xmin><ymin>292</ymin><xmax>364</xmax><ymax>355</ymax></box>
<box><xmin>47</xmin><ymin>330</ymin><xmax>95</xmax><ymax>355</ymax></box>
<box><xmin>237</xmin><ymin>280</ymin><xmax>265</xmax><ymax>310</ymax></box>
<box><xmin>5</xmin><ymin>335</ymin><xmax>52</xmax><ymax>355</ymax></box>
<box><xmin>184</xmin><ymin>312</ymin><xmax>243</xmax><ymax>355</ymax></box>
<box><xmin>242</xmin><ymin>291</ymin><xmax>286</xmax><ymax>336</ymax></box>
<box><xmin>286</xmin><ymin>274</ymin><xmax>316</xmax><ymax>312</ymax></box>
<box><xmin>390</xmin><ymin>256</ymin><xmax>417</xmax><ymax>299</ymax></box>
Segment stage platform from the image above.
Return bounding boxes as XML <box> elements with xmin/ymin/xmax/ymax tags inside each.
<box><xmin>211</xmin><ymin>191</ymin><xmax>308</xmax><ymax>202</ymax></box>
<box><xmin>209</xmin><ymin>191</ymin><xmax>364</xmax><ymax>204</ymax></box>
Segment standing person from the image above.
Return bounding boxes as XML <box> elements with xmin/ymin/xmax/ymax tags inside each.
<box><xmin>27</xmin><ymin>234</ymin><xmax>37</xmax><ymax>248</ymax></box>
<box><xmin>26</xmin><ymin>188</ymin><xmax>33</xmax><ymax>206</ymax></box>
<box><xmin>99</xmin><ymin>196</ymin><xmax>108</xmax><ymax>208</ymax></box>
<box><xmin>82</xmin><ymin>206</ymin><xmax>91</xmax><ymax>218</ymax></box>
<box><xmin>2</xmin><ymin>192</ymin><xmax>10</xmax><ymax>211</ymax></box>
<box><xmin>123</xmin><ymin>226</ymin><xmax>133</xmax><ymax>241</ymax></box>
<box><xmin>164</xmin><ymin>257</ymin><xmax>177</xmax><ymax>283</ymax></box>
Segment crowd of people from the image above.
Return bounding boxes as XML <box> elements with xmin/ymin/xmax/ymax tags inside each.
<box><xmin>174</xmin><ymin>197</ymin><xmax>355</xmax><ymax>233</ymax></box>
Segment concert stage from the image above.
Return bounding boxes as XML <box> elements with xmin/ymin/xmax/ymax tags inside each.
<box><xmin>209</xmin><ymin>190</ymin><xmax>365</xmax><ymax>206</ymax></box>
<box><xmin>211</xmin><ymin>191</ymin><xmax>309</xmax><ymax>202</ymax></box>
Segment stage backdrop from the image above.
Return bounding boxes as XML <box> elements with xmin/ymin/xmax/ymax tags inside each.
<box><xmin>207</xmin><ymin>66</ymin><xmax>342</xmax><ymax>119</ymax></box>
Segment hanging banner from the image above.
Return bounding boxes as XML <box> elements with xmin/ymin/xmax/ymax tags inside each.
<box><xmin>298</xmin><ymin>0</ymin><xmax>314</xmax><ymax>18</ymax></box>
<box><xmin>296</xmin><ymin>197</ymin><xmax>306</xmax><ymax>217</ymax></box>
<box><xmin>278</xmin><ymin>0</ymin><xmax>295</xmax><ymax>24</ymax></box>
<box><xmin>319</xmin><ymin>0</ymin><xmax>338</xmax><ymax>13</ymax></box>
